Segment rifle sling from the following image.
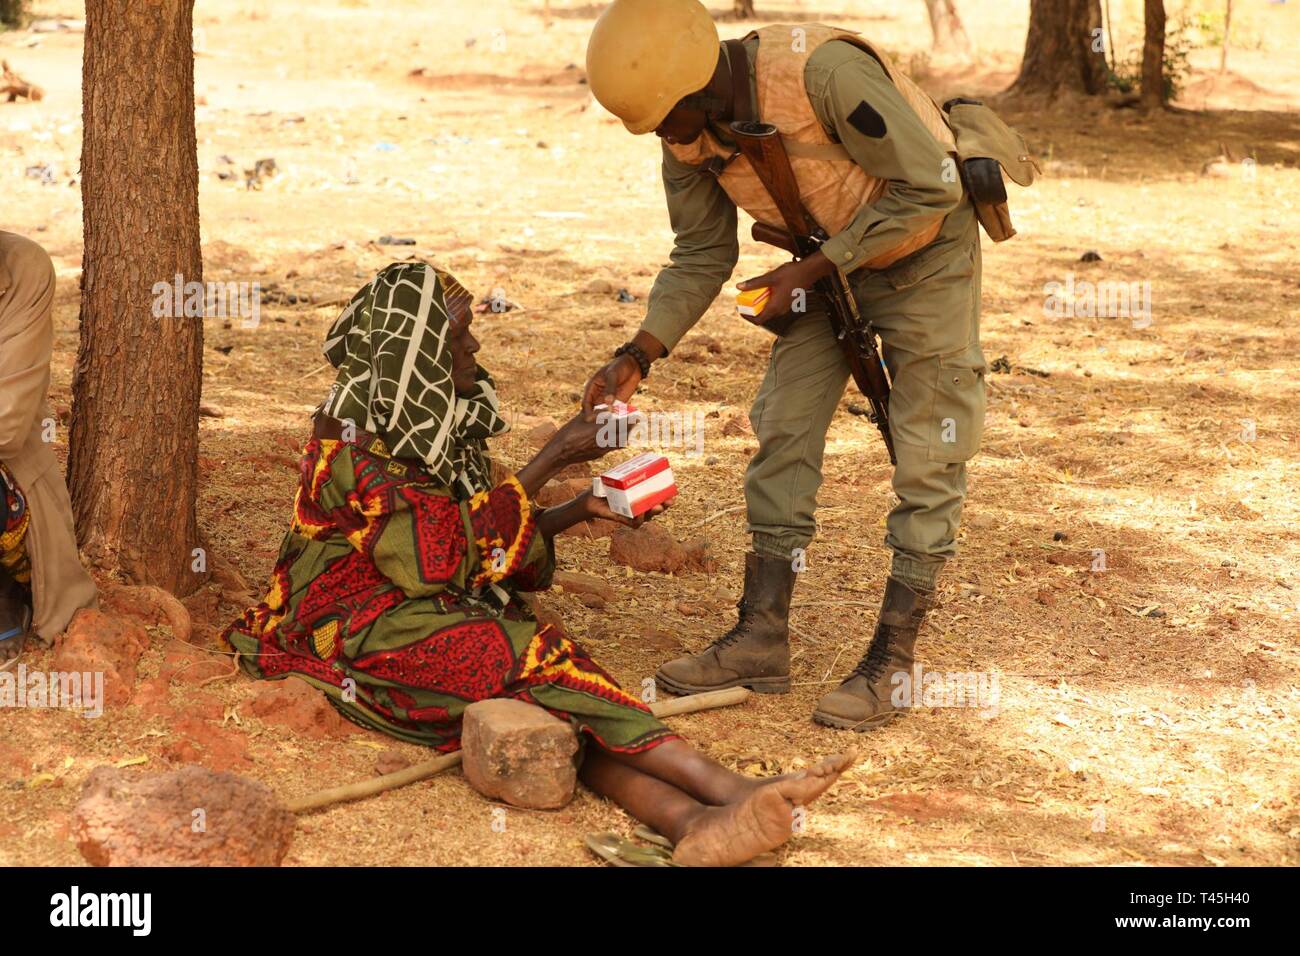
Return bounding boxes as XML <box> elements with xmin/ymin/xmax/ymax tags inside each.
<box><xmin>696</xmin><ymin>40</ymin><xmax>751</xmax><ymax>180</ymax></box>
<box><xmin>723</xmin><ymin>38</ymin><xmax>752</xmax><ymax>124</ymax></box>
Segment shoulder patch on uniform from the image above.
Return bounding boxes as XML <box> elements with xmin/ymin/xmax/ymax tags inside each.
<box><xmin>848</xmin><ymin>100</ymin><xmax>887</xmax><ymax>139</ymax></box>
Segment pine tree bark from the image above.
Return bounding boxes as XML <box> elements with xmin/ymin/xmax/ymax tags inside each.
<box><xmin>69</xmin><ymin>0</ymin><xmax>204</xmax><ymax>596</ymax></box>
<box><xmin>1009</xmin><ymin>0</ymin><xmax>1109</xmax><ymax>98</ymax></box>
<box><xmin>1141</xmin><ymin>0</ymin><xmax>1167</xmax><ymax>106</ymax></box>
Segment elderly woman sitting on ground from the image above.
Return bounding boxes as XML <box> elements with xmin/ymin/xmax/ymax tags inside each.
<box><xmin>225</xmin><ymin>262</ymin><xmax>852</xmax><ymax>866</ymax></box>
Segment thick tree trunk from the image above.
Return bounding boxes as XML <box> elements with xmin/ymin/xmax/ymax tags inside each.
<box><xmin>733</xmin><ymin>0</ymin><xmax>755</xmax><ymax>19</ymax></box>
<box><xmin>70</xmin><ymin>0</ymin><xmax>204</xmax><ymax>596</ymax></box>
<box><xmin>1008</xmin><ymin>0</ymin><xmax>1109</xmax><ymax>98</ymax></box>
<box><xmin>1141</xmin><ymin>0</ymin><xmax>1167</xmax><ymax>107</ymax></box>
<box><xmin>923</xmin><ymin>0</ymin><xmax>973</xmax><ymax>62</ymax></box>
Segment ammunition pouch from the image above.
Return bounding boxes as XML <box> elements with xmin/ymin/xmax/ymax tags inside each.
<box><xmin>942</xmin><ymin>97</ymin><xmax>1039</xmax><ymax>243</ymax></box>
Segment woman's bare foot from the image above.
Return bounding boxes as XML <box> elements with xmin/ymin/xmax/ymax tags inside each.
<box><xmin>672</xmin><ymin>752</ymin><xmax>857</xmax><ymax>866</ymax></box>
<box><xmin>722</xmin><ymin>762</ymin><xmax>840</xmax><ymax>804</ymax></box>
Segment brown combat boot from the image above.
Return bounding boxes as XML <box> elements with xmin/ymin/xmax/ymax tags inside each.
<box><xmin>812</xmin><ymin>577</ymin><xmax>934</xmax><ymax>731</ymax></box>
<box><xmin>655</xmin><ymin>552</ymin><xmax>794</xmax><ymax>695</ymax></box>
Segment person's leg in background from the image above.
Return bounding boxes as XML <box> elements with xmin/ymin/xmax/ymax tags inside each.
<box><xmin>655</xmin><ymin>308</ymin><xmax>850</xmax><ymax>696</ymax></box>
<box><xmin>0</xmin><ymin>230</ymin><xmax>98</xmax><ymax>656</ymax></box>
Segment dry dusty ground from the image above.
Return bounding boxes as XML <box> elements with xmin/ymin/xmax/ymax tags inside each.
<box><xmin>0</xmin><ymin>0</ymin><xmax>1297</xmax><ymax>866</ymax></box>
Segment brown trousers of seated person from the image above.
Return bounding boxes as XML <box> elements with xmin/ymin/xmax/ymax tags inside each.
<box><xmin>0</xmin><ymin>231</ymin><xmax>97</xmax><ymax>641</ymax></box>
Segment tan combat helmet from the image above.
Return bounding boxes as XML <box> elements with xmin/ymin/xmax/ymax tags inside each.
<box><xmin>585</xmin><ymin>0</ymin><xmax>720</xmax><ymax>135</ymax></box>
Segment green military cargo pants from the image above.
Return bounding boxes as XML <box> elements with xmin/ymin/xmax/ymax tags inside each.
<box><xmin>744</xmin><ymin>200</ymin><xmax>986</xmax><ymax>592</ymax></box>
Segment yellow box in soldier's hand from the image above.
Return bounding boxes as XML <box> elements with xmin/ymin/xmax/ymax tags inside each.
<box><xmin>736</xmin><ymin>287</ymin><xmax>771</xmax><ymax>319</ymax></box>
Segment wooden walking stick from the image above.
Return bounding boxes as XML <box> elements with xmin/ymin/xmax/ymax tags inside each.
<box><xmin>286</xmin><ymin>687</ymin><xmax>752</xmax><ymax>814</ymax></box>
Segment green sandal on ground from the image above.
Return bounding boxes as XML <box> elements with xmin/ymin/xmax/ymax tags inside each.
<box><xmin>584</xmin><ymin>831</ymin><xmax>679</xmax><ymax>867</ymax></box>
<box><xmin>632</xmin><ymin>825</ymin><xmax>673</xmax><ymax>849</ymax></box>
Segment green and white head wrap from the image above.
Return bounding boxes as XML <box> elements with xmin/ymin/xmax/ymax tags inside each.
<box><xmin>320</xmin><ymin>262</ymin><xmax>507</xmax><ymax>496</ymax></box>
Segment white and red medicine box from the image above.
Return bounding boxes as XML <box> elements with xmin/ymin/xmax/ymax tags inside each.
<box><xmin>592</xmin><ymin>453</ymin><xmax>678</xmax><ymax>519</ymax></box>
<box><xmin>593</xmin><ymin>401</ymin><xmax>642</xmax><ymax>449</ymax></box>
<box><xmin>593</xmin><ymin>400</ymin><xmax>639</xmax><ymax>422</ymax></box>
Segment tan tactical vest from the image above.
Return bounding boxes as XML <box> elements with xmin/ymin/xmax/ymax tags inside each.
<box><xmin>667</xmin><ymin>24</ymin><xmax>957</xmax><ymax>271</ymax></box>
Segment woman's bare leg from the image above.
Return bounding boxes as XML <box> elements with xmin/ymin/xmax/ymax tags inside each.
<box><xmin>579</xmin><ymin>748</ymin><xmax>707</xmax><ymax>845</ymax></box>
<box><xmin>605</xmin><ymin>738</ymin><xmax>783</xmax><ymax>806</ymax></box>
<box><xmin>581</xmin><ymin>746</ymin><xmax>859</xmax><ymax>867</ymax></box>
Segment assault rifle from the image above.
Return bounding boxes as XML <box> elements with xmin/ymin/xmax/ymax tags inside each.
<box><xmin>729</xmin><ymin>120</ymin><xmax>896</xmax><ymax>465</ymax></box>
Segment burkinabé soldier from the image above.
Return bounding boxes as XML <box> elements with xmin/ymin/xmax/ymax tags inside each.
<box><xmin>581</xmin><ymin>0</ymin><xmax>1033</xmax><ymax>731</ymax></box>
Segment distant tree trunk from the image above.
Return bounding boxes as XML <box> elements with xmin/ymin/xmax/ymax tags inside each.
<box><xmin>923</xmin><ymin>0</ymin><xmax>973</xmax><ymax>62</ymax></box>
<box><xmin>1140</xmin><ymin>0</ymin><xmax>1167</xmax><ymax>107</ymax></box>
<box><xmin>1219</xmin><ymin>0</ymin><xmax>1232</xmax><ymax>74</ymax></box>
<box><xmin>1103</xmin><ymin>0</ymin><xmax>1117</xmax><ymax>71</ymax></box>
<box><xmin>733</xmin><ymin>0</ymin><xmax>755</xmax><ymax>19</ymax></box>
<box><xmin>70</xmin><ymin>0</ymin><xmax>205</xmax><ymax>596</ymax></box>
<box><xmin>1008</xmin><ymin>0</ymin><xmax>1109</xmax><ymax>98</ymax></box>
<box><xmin>0</xmin><ymin>0</ymin><xmax>31</xmax><ymax>28</ymax></box>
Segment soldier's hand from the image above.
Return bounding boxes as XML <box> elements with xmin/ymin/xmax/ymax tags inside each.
<box><xmin>581</xmin><ymin>355</ymin><xmax>642</xmax><ymax>420</ymax></box>
<box><xmin>739</xmin><ymin>251</ymin><xmax>835</xmax><ymax>326</ymax></box>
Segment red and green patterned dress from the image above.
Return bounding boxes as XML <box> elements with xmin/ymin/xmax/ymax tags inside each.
<box><xmin>224</xmin><ymin>433</ymin><xmax>676</xmax><ymax>754</ymax></box>
<box><xmin>0</xmin><ymin>463</ymin><xmax>32</xmax><ymax>587</ymax></box>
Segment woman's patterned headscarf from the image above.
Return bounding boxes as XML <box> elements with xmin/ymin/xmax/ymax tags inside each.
<box><xmin>320</xmin><ymin>262</ymin><xmax>507</xmax><ymax>496</ymax></box>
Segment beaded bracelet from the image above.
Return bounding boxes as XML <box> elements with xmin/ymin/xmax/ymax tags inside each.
<box><xmin>614</xmin><ymin>342</ymin><xmax>652</xmax><ymax>378</ymax></box>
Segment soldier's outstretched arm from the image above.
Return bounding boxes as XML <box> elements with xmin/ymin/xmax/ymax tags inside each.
<box><xmin>581</xmin><ymin>143</ymin><xmax>738</xmax><ymax>415</ymax></box>
<box><xmin>641</xmin><ymin>143</ymin><xmax>739</xmax><ymax>353</ymax></box>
